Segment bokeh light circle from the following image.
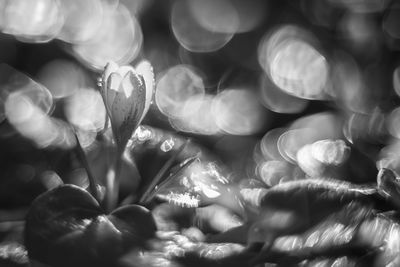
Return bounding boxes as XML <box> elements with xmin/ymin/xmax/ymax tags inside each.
<box><xmin>37</xmin><ymin>60</ymin><xmax>89</xmax><ymax>99</ymax></box>
<box><xmin>259</xmin><ymin>74</ymin><xmax>308</xmax><ymax>114</ymax></box>
<box><xmin>212</xmin><ymin>89</ymin><xmax>267</xmax><ymax>135</ymax></box>
<box><xmin>171</xmin><ymin>0</ymin><xmax>235</xmax><ymax>53</ymax></box>
<box><xmin>57</xmin><ymin>0</ymin><xmax>103</xmax><ymax>43</ymax></box>
<box><xmin>64</xmin><ymin>88</ymin><xmax>106</xmax><ymax>132</ymax></box>
<box><xmin>258</xmin><ymin>25</ymin><xmax>329</xmax><ymax>100</ymax></box>
<box><xmin>156</xmin><ymin>65</ymin><xmax>205</xmax><ymax>119</ymax></box>
<box><xmin>169</xmin><ymin>94</ymin><xmax>221</xmax><ymax>135</ymax></box>
<box><xmin>188</xmin><ymin>0</ymin><xmax>239</xmax><ymax>34</ymax></box>
<box><xmin>72</xmin><ymin>4</ymin><xmax>142</xmax><ymax>70</ymax></box>
<box><xmin>1</xmin><ymin>0</ymin><xmax>64</xmax><ymax>43</ymax></box>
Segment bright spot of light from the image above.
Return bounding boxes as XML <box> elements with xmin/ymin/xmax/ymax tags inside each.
<box><xmin>153</xmin><ymin>160</ymin><xmax>229</xmax><ymax>207</ymax></box>
<box><xmin>201</xmin><ymin>187</ymin><xmax>221</xmax><ymax>199</ymax></box>
<box><xmin>171</xmin><ymin>0</ymin><xmax>235</xmax><ymax>53</ymax></box>
<box><xmin>188</xmin><ymin>0</ymin><xmax>239</xmax><ymax>34</ymax></box>
<box><xmin>386</xmin><ymin>224</ymin><xmax>400</xmax><ymax>255</ymax></box>
<box><xmin>0</xmin><ymin>65</ymin><xmax>78</xmax><ymax>148</ymax></box>
<box><xmin>258</xmin><ymin>25</ymin><xmax>329</xmax><ymax>100</ymax></box>
<box><xmin>0</xmin><ymin>64</ymin><xmax>54</xmax><ymax>115</ymax></box>
<box><xmin>269</xmin><ymin>40</ymin><xmax>328</xmax><ymax>99</ymax></box>
<box><xmin>64</xmin><ymin>88</ymin><xmax>106</xmax><ymax>132</ymax></box>
<box><xmin>155</xmin><ymin>65</ymin><xmax>205</xmax><ymax>119</ymax></box>
<box><xmin>258</xmin><ymin>160</ymin><xmax>294</xmax><ymax>186</ymax></box>
<box><xmin>169</xmin><ymin>95</ymin><xmax>221</xmax><ymax>135</ymax></box>
<box><xmin>277</xmin><ymin>112</ymin><xmax>342</xmax><ymax>163</ymax></box>
<box><xmin>57</xmin><ymin>0</ymin><xmax>103</xmax><ymax>43</ymax></box>
<box><xmin>0</xmin><ymin>0</ymin><xmax>63</xmax><ymax>42</ymax></box>
<box><xmin>212</xmin><ymin>89</ymin><xmax>267</xmax><ymax>135</ymax></box>
<box><xmin>5</xmin><ymin>93</ymin><xmax>34</xmax><ymax>124</ymax></box>
<box><xmin>72</xmin><ymin>3</ymin><xmax>142</xmax><ymax>70</ymax></box>
<box><xmin>260</xmin><ymin>128</ymin><xmax>287</xmax><ymax>161</ymax></box>
<box><xmin>297</xmin><ymin>143</ymin><xmax>325</xmax><ymax>177</ymax></box>
<box><xmin>161</xmin><ymin>192</ymin><xmax>200</xmax><ymax>208</ymax></box>
<box><xmin>276</xmin><ymin>128</ymin><xmax>314</xmax><ymax>163</ymax></box>
<box><xmin>37</xmin><ymin>59</ymin><xmax>89</xmax><ymax>99</ymax></box>
<box><xmin>5</xmin><ymin>92</ymin><xmax>74</xmax><ymax>148</ymax></box>
<box><xmin>274</xmin><ymin>235</ymin><xmax>303</xmax><ymax>252</ymax></box>
<box><xmin>155</xmin><ymin>64</ymin><xmax>223</xmax><ymax>135</ymax></box>
<box><xmin>259</xmin><ymin>74</ymin><xmax>308</xmax><ymax>114</ymax></box>
<box><xmin>311</xmin><ymin>139</ymin><xmax>350</xmax><ymax>166</ymax></box>
<box><xmin>160</xmin><ymin>138</ymin><xmax>175</xmax><ymax>152</ymax></box>
<box><xmin>133</xmin><ymin>126</ymin><xmax>153</xmax><ymax>143</ymax></box>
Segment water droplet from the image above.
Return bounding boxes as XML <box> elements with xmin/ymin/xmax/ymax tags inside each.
<box><xmin>160</xmin><ymin>138</ymin><xmax>175</xmax><ymax>152</ymax></box>
<box><xmin>134</xmin><ymin>125</ymin><xmax>153</xmax><ymax>142</ymax></box>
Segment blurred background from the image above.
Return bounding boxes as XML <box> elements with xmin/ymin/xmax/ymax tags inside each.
<box><xmin>1</xmin><ymin>0</ymin><xmax>400</xmax><ymax>248</ymax></box>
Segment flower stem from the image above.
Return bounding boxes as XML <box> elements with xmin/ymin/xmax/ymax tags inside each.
<box><xmin>74</xmin><ymin>132</ymin><xmax>101</xmax><ymax>204</ymax></box>
<box><xmin>105</xmin><ymin>146</ymin><xmax>124</xmax><ymax>212</ymax></box>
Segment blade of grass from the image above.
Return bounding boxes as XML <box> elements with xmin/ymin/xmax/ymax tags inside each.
<box><xmin>139</xmin><ymin>139</ymin><xmax>190</xmax><ymax>205</ymax></box>
<box><xmin>142</xmin><ymin>156</ymin><xmax>199</xmax><ymax>205</ymax></box>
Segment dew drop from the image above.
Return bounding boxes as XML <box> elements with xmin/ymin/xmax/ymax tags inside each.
<box><xmin>160</xmin><ymin>138</ymin><xmax>175</xmax><ymax>152</ymax></box>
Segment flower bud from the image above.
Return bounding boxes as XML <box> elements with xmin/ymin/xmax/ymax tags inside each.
<box><xmin>100</xmin><ymin>61</ymin><xmax>154</xmax><ymax>149</ymax></box>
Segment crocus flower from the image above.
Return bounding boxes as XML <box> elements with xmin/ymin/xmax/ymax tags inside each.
<box><xmin>100</xmin><ymin>60</ymin><xmax>154</xmax><ymax>150</ymax></box>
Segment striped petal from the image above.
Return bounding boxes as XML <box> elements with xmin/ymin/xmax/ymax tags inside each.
<box><xmin>117</xmin><ymin>65</ymin><xmax>136</xmax><ymax>78</ymax></box>
<box><xmin>100</xmin><ymin>62</ymin><xmax>118</xmax><ymax>110</ymax></box>
<box><xmin>135</xmin><ymin>60</ymin><xmax>154</xmax><ymax>122</ymax></box>
<box><xmin>104</xmin><ymin>72</ymin><xmax>121</xmax><ymax>114</ymax></box>
<box><xmin>121</xmin><ymin>71</ymin><xmax>134</xmax><ymax>98</ymax></box>
<box><xmin>110</xmin><ymin>71</ymin><xmax>146</xmax><ymax>147</ymax></box>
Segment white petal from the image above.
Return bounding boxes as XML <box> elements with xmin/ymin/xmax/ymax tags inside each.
<box><xmin>202</xmin><ymin>186</ymin><xmax>221</xmax><ymax>199</ymax></box>
<box><xmin>121</xmin><ymin>72</ymin><xmax>134</xmax><ymax>98</ymax></box>
<box><xmin>105</xmin><ymin>72</ymin><xmax>121</xmax><ymax>110</ymax></box>
<box><xmin>105</xmin><ymin>85</ymin><xmax>117</xmax><ymax>112</ymax></box>
<box><xmin>108</xmin><ymin>72</ymin><xmax>123</xmax><ymax>92</ymax></box>
<box><xmin>135</xmin><ymin>60</ymin><xmax>154</xmax><ymax>121</ymax></box>
<box><xmin>103</xmin><ymin>61</ymin><xmax>119</xmax><ymax>85</ymax></box>
<box><xmin>117</xmin><ymin>65</ymin><xmax>136</xmax><ymax>78</ymax></box>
